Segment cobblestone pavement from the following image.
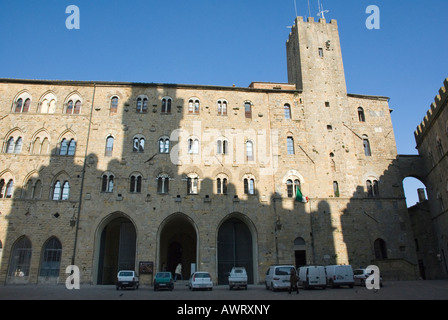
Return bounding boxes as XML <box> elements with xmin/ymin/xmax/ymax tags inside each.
<box><xmin>0</xmin><ymin>280</ymin><xmax>447</xmax><ymax>300</ymax></box>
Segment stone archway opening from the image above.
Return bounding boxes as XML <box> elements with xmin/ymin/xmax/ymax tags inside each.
<box><xmin>159</xmin><ymin>214</ymin><xmax>197</xmax><ymax>280</ymax></box>
<box><xmin>217</xmin><ymin>217</ymin><xmax>254</xmax><ymax>285</ymax></box>
<box><xmin>96</xmin><ymin>216</ymin><xmax>136</xmax><ymax>285</ymax></box>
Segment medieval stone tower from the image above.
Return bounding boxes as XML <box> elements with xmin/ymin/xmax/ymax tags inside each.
<box><xmin>0</xmin><ymin>16</ymin><xmax>419</xmax><ymax>286</ymax></box>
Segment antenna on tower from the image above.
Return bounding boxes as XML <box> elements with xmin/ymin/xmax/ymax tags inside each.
<box><xmin>294</xmin><ymin>0</ymin><xmax>298</xmax><ymax>17</ymax></box>
<box><xmin>317</xmin><ymin>0</ymin><xmax>329</xmax><ymax>20</ymax></box>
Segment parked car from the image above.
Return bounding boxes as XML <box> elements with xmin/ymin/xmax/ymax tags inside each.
<box><xmin>154</xmin><ymin>271</ymin><xmax>174</xmax><ymax>291</ymax></box>
<box><xmin>228</xmin><ymin>267</ymin><xmax>248</xmax><ymax>290</ymax></box>
<box><xmin>265</xmin><ymin>265</ymin><xmax>296</xmax><ymax>291</ymax></box>
<box><xmin>188</xmin><ymin>271</ymin><xmax>213</xmax><ymax>291</ymax></box>
<box><xmin>353</xmin><ymin>268</ymin><xmax>383</xmax><ymax>287</ymax></box>
<box><xmin>116</xmin><ymin>270</ymin><xmax>139</xmax><ymax>290</ymax></box>
<box><xmin>325</xmin><ymin>265</ymin><xmax>354</xmax><ymax>288</ymax></box>
<box><xmin>297</xmin><ymin>266</ymin><xmax>327</xmax><ymax>289</ymax></box>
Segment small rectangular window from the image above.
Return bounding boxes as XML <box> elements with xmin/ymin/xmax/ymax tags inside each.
<box><xmin>318</xmin><ymin>48</ymin><xmax>324</xmax><ymax>58</ymax></box>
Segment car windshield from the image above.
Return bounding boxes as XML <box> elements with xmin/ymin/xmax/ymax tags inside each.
<box><xmin>119</xmin><ymin>271</ymin><xmax>133</xmax><ymax>277</ymax></box>
<box><xmin>354</xmin><ymin>270</ymin><xmax>364</xmax><ymax>275</ymax></box>
<box><xmin>275</xmin><ymin>267</ymin><xmax>292</xmax><ymax>275</ymax></box>
<box><xmin>234</xmin><ymin>269</ymin><xmax>244</xmax><ymax>274</ymax></box>
<box><xmin>194</xmin><ymin>273</ymin><xmax>211</xmax><ymax>278</ymax></box>
<box><xmin>156</xmin><ymin>272</ymin><xmax>171</xmax><ymax>278</ymax></box>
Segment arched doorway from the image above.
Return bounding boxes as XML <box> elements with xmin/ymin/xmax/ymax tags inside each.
<box><xmin>159</xmin><ymin>214</ymin><xmax>197</xmax><ymax>280</ymax></box>
<box><xmin>217</xmin><ymin>217</ymin><xmax>254</xmax><ymax>285</ymax></box>
<box><xmin>294</xmin><ymin>237</ymin><xmax>306</xmax><ymax>267</ymax></box>
<box><xmin>97</xmin><ymin>216</ymin><xmax>137</xmax><ymax>285</ymax></box>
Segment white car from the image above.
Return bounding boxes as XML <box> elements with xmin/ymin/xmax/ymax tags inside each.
<box><xmin>188</xmin><ymin>271</ymin><xmax>213</xmax><ymax>291</ymax></box>
<box><xmin>116</xmin><ymin>270</ymin><xmax>139</xmax><ymax>290</ymax></box>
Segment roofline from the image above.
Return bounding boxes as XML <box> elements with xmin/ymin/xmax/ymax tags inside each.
<box><xmin>0</xmin><ymin>78</ymin><xmax>302</xmax><ymax>94</ymax></box>
<box><xmin>347</xmin><ymin>93</ymin><xmax>390</xmax><ymax>101</ymax></box>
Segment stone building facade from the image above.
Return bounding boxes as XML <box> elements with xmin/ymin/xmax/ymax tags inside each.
<box><xmin>0</xmin><ymin>17</ymin><xmax>419</xmax><ymax>286</ymax></box>
<box><xmin>413</xmin><ymin>78</ymin><xmax>448</xmax><ymax>279</ymax></box>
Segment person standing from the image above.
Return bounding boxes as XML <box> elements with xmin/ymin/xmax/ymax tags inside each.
<box><xmin>289</xmin><ymin>267</ymin><xmax>299</xmax><ymax>294</ymax></box>
<box><xmin>174</xmin><ymin>263</ymin><xmax>182</xmax><ymax>282</ymax></box>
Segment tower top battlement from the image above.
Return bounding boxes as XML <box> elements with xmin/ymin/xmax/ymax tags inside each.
<box><xmin>414</xmin><ymin>78</ymin><xmax>448</xmax><ymax>146</ymax></box>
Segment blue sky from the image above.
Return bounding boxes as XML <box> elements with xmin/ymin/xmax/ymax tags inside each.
<box><xmin>1</xmin><ymin>0</ymin><xmax>447</xmax><ymax>206</ymax></box>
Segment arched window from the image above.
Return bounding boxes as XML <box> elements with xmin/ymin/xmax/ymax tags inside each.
<box><xmin>8</xmin><ymin>236</ymin><xmax>32</xmax><ymax>277</ymax></box>
<box><xmin>218</xmin><ymin>100</ymin><xmax>227</xmax><ymax>116</ymax></box>
<box><xmin>105</xmin><ymin>136</ymin><xmax>114</xmax><ymax>157</ymax></box>
<box><xmin>287</xmin><ymin>179</ymin><xmax>301</xmax><ymax>198</ymax></box>
<box><xmin>159</xmin><ymin>137</ymin><xmax>170</xmax><ymax>154</ymax></box>
<box><xmin>13</xmin><ymin>137</ymin><xmax>23</xmax><ymax>154</ymax></box>
<box><xmin>217</xmin><ymin>177</ymin><xmax>228</xmax><ymax>194</ymax></box>
<box><xmin>244</xmin><ymin>178</ymin><xmax>255</xmax><ymax>195</ymax></box>
<box><xmin>61</xmin><ymin>181</ymin><xmax>70</xmax><ymax>200</ymax></box>
<box><xmin>73</xmin><ymin>100</ymin><xmax>81</xmax><ymax>114</ymax></box>
<box><xmin>217</xmin><ymin>139</ymin><xmax>229</xmax><ymax>155</ymax></box>
<box><xmin>284</xmin><ymin>104</ymin><xmax>291</xmax><ymax>119</ymax></box>
<box><xmin>22</xmin><ymin>99</ymin><xmax>31</xmax><ymax>113</ymax></box>
<box><xmin>287</xmin><ymin>137</ymin><xmax>295</xmax><ymax>155</ymax></box>
<box><xmin>6</xmin><ymin>137</ymin><xmax>15</xmax><ymax>153</ymax></box>
<box><xmin>188</xmin><ymin>138</ymin><xmax>199</xmax><ymax>154</ymax></box>
<box><xmin>15</xmin><ymin>98</ymin><xmax>23</xmax><ymax>113</ymax></box>
<box><xmin>66</xmin><ymin>100</ymin><xmax>74</xmax><ymax>114</ymax></box>
<box><xmin>130</xmin><ymin>174</ymin><xmax>142</xmax><ymax>193</ymax></box>
<box><xmin>333</xmin><ymin>181</ymin><xmax>340</xmax><ymax>197</ymax></box>
<box><xmin>187</xmin><ymin>175</ymin><xmax>199</xmax><ymax>195</ymax></box>
<box><xmin>162</xmin><ymin>97</ymin><xmax>172</xmax><ymax>113</ymax></box>
<box><xmin>133</xmin><ymin>137</ymin><xmax>145</xmax><ymax>153</ymax></box>
<box><xmin>367</xmin><ymin>179</ymin><xmax>379</xmax><ymax>197</ymax></box>
<box><xmin>188</xmin><ymin>99</ymin><xmax>200</xmax><ymax>114</ymax></box>
<box><xmin>67</xmin><ymin>139</ymin><xmax>76</xmax><ymax>156</ymax></box>
<box><xmin>157</xmin><ymin>174</ymin><xmax>170</xmax><ymax>194</ymax></box>
<box><xmin>358</xmin><ymin>107</ymin><xmax>365</xmax><ymax>122</ymax></box>
<box><xmin>374</xmin><ymin>238</ymin><xmax>388</xmax><ymax>259</ymax></box>
<box><xmin>363</xmin><ymin>136</ymin><xmax>371</xmax><ymax>156</ymax></box>
<box><xmin>286</xmin><ymin>179</ymin><xmax>294</xmax><ymax>198</ymax></box>
<box><xmin>245</xmin><ymin>102</ymin><xmax>252</xmax><ymax>118</ymax></box>
<box><xmin>5</xmin><ymin>179</ymin><xmax>14</xmax><ymax>198</ymax></box>
<box><xmin>136</xmin><ymin>96</ymin><xmax>148</xmax><ymax>113</ymax></box>
<box><xmin>52</xmin><ymin>181</ymin><xmax>62</xmax><ymax>200</ymax></box>
<box><xmin>110</xmin><ymin>96</ymin><xmax>119</xmax><ymax>114</ymax></box>
<box><xmin>60</xmin><ymin>139</ymin><xmax>68</xmax><ymax>155</ymax></box>
<box><xmin>246</xmin><ymin>141</ymin><xmax>254</xmax><ymax>161</ymax></box>
<box><xmin>40</xmin><ymin>237</ymin><xmax>62</xmax><ymax>277</ymax></box>
<box><xmin>101</xmin><ymin>174</ymin><xmax>114</xmax><ymax>193</ymax></box>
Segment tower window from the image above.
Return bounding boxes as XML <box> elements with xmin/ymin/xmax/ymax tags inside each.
<box><xmin>358</xmin><ymin>107</ymin><xmax>366</xmax><ymax>122</ymax></box>
<box><xmin>318</xmin><ymin>48</ymin><xmax>324</xmax><ymax>58</ymax></box>
<box><xmin>287</xmin><ymin>137</ymin><xmax>295</xmax><ymax>155</ymax></box>
<box><xmin>284</xmin><ymin>104</ymin><xmax>291</xmax><ymax>119</ymax></box>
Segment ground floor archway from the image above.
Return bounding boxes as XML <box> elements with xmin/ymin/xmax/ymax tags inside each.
<box><xmin>159</xmin><ymin>213</ymin><xmax>197</xmax><ymax>280</ymax></box>
<box><xmin>96</xmin><ymin>215</ymin><xmax>137</xmax><ymax>285</ymax></box>
<box><xmin>217</xmin><ymin>216</ymin><xmax>255</xmax><ymax>285</ymax></box>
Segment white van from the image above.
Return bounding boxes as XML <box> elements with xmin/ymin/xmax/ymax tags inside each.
<box><xmin>265</xmin><ymin>265</ymin><xmax>296</xmax><ymax>291</ymax></box>
<box><xmin>298</xmin><ymin>266</ymin><xmax>327</xmax><ymax>289</ymax></box>
<box><xmin>325</xmin><ymin>265</ymin><xmax>354</xmax><ymax>288</ymax></box>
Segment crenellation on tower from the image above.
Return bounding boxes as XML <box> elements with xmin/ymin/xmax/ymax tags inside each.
<box><xmin>414</xmin><ymin>78</ymin><xmax>448</xmax><ymax>145</ymax></box>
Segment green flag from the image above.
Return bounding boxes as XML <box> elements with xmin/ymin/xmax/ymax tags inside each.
<box><xmin>296</xmin><ymin>187</ymin><xmax>307</xmax><ymax>203</ymax></box>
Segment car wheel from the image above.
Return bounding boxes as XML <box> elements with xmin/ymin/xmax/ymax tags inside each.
<box><xmin>265</xmin><ymin>282</ymin><xmax>269</xmax><ymax>290</ymax></box>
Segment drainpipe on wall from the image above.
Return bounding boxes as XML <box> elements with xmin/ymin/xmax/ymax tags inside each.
<box><xmin>71</xmin><ymin>83</ymin><xmax>96</xmax><ymax>267</ymax></box>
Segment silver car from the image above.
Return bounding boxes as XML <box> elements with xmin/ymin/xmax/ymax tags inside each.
<box><xmin>188</xmin><ymin>271</ymin><xmax>213</xmax><ymax>291</ymax></box>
